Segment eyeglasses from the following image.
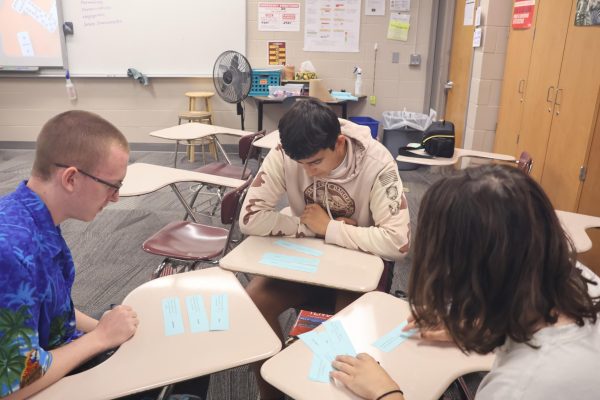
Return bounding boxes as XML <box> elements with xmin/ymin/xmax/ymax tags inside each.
<box><xmin>54</xmin><ymin>163</ymin><xmax>123</xmax><ymax>193</ymax></box>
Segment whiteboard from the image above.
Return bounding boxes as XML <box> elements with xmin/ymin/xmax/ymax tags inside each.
<box><xmin>0</xmin><ymin>0</ymin><xmax>66</xmax><ymax>69</ymax></box>
<box><xmin>61</xmin><ymin>0</ymin><xmax>246</xmax><ymax>77</ymax></box>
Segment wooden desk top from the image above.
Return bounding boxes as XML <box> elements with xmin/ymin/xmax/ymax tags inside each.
<box><xmin>252</xmin><ymin>95</ymin><xmax>366</xmax><ymax>104</ymax></box>
<box><xmin>219</xmin><ymin>236</ymin><xmax>384</xmax><ymax>292</ymax></box>
<box><xmin>120</xmin><ymin>163</ymin><xmax>245</xmax><ymax>196</ymax></box>
<box><xmin>262</xmin><ymin>291</ymin><xmax>494</xmax><ymax>400</ymax></box>
<box><xmin>396</xmin><ymin>148</ymin><xmax>515</xmax><ymax>166</ymax></box>
<box><xmin>149</xmin><ymin>123</ymin><xmax>252</xmax><ymax>141</ymax></box>
<box><xmin>33</xmin><ymin>268</ymin><xmax>281</xmax><ymax>400</ymax></box>
<box><xmin>556</xmin><ymin>210</ymin><xmax>600</xmax><ymax>253</ymax></box>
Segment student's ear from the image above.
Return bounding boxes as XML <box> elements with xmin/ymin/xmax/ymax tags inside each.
<box><xmin>335</xmin><ymin>134</ymin><xmax>346</xmax><ymax>147</ymax></box>
<box><xmin>60</xmin><ymin>167</ymin><xmax>78</xmax><ymax>193</ymax></box>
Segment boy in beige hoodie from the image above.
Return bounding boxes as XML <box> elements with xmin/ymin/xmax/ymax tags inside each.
<box><xmin>239</xmin><ymin>98</ymin><xmax>410</xmax><ymax>399</ymax></box>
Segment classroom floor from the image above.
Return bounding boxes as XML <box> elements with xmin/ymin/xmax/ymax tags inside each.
<box><xmin>0</xmin><ymin>147</ymin><xmax>446</xmax><ymax>400</ymax></box>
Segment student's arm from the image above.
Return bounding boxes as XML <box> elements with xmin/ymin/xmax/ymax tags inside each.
<box><xmin>324</xmin><ymin>162</ymin><xmax>410</xmax><ymax>260</ymax></box>
<box><xmin>239</xmin><ymin>148</ymin><xmax>315</xmax><ymax>238</ymax></box>
<box><xmin>75</xmin><ymin>309</ymin><xmax>98</xmax><ymax>333</ymax></box>
<box><xmin>4</xmin><ymin>305</ymin><xmax>138</xmax><ymax>400</ymax></box>
<box><xmin>331</xmin><ymin>353</ymin><xmax>405</xmax><ymax>400</ymax></box>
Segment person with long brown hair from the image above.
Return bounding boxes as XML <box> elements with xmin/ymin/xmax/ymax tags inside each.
<box><xmin>331</xmin><ymin>164</ymin><xmax>600</xmax><ymax>400</ymax></box>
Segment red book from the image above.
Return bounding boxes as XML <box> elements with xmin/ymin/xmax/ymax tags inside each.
<box><xmin>288</xmin><ymin>310</ymin><xmax>333</xmax><ymax>338</ymax></box>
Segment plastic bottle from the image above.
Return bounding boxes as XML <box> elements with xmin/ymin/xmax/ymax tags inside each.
<box><xmin>353</xmin><ymin>66</ymin><xmax>362</xmax><ymax>96</ymax></box>
<box><xmin>65</xmin><ymin>70</ymin><xmax>77</xmax><ymax>101</ymax></box>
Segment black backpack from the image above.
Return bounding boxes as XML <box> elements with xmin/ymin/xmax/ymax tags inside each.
<box><xmin>398</xmin><ymin>120</ymin><xmax>455</xmax><ymax>158</ymax></box>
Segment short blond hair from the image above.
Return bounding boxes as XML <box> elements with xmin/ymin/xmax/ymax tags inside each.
<box><xmin>32</xmin><ymin>110</ymin><xmax>129</xmax><ymax>180</ymax></box>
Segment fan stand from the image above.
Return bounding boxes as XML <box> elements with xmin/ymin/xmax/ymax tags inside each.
<box><xmin>237</xmin><ymin>102</ymin><xmax>245</xmax><ymax>131</ymax></box>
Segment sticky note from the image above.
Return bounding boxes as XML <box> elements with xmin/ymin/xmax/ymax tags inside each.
<box><xmin>161</xmin><ymin>297</ymin><xmax>185</xmax><ymax>336</ymax></box>
<box><xmin>372</xmin><ymin>320</ymin><xmax>418</xmax><ymax>352</ymax></box>
<box><xmin>309</xmin><ymin>354</ymin><xmax>333</xmax><ymax>383</ymax></box>
<box><xmin>185</xmin><ymin>295</ymin><xmax>209</xmax><ymax>333</ymax></box>
<box><xmin>262</xmin><ymin>252</ymin><xmax>320</xmax><ymax>266</ymax></box>
<box><xmin>210</xmin><ymin>293</ymin><xmax>229</xmax><ymax>331</ymax></box>
<box><xmin>274</xmin><ymin>240</ymin><xmax>323</xmax><ymax>256</ymax></box>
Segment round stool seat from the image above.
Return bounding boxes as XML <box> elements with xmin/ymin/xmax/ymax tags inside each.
<box><xmin>185</xmin><ymin>91</ymin><xmax>215</xmax><ymax>98</ymax></box>
<box><xmin>178</xmin><ymin>110</ymin><xmax>212</xmax><ymax>119</ymax></box>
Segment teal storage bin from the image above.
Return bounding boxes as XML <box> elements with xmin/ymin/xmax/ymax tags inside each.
<box><xmin>349</xmin><ymin>116</ymin><xmax>379</xmax><ymax>139</ymax></box>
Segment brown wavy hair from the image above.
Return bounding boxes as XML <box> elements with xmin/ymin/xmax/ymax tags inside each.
<box><xmin>408</xmin><ymin>164</ymin><xmax>599</xmax><ymax>354</ymax></box>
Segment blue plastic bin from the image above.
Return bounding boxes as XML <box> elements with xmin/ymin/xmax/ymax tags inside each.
<box><xmin>249</xmin><ymin>68</ymin><xmax>281</xmax><ymax>97</ymax></box>
<box><xmin>349</xmin><ymin>116</ymin><xmax>379</xmax><ymax>139</ymax></box>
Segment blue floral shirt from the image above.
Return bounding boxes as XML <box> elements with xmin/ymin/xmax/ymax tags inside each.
<box><xmin>0</xmin><ymin>181</ymin><xmax>82</xmax><ymax>397</ymax></box>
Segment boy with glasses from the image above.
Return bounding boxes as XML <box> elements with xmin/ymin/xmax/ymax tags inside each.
<box><xmin>0</xmin><ymin>110</ymin><xmax>137</xmax><ymax>399</ymax></box>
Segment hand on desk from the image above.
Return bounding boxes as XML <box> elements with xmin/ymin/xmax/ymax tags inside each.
<box><xmin>404</xmin><ymin>315</ymin><xmax>452</xmax><ymax>342</ymax></box>
<box><xmin>92</xmin><ymin>305</ymin><xmax>139</xmax><ymax>350</ymax></box>
<box><xmin>331</xmin><ymin>353</ymin><xmax>403</xmax><ymax>400</ymax></box>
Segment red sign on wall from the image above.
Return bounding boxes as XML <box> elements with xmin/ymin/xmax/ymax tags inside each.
<box><xmin>512</xmin><ymin>0</ymin><xmax>535</xmax><ymax>29</ymax></box>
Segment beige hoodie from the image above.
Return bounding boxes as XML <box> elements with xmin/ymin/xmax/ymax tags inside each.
<box><xmin>239</xmin><ymin>119</ymin><xmax>410</xmax><ymax>261</ymax></box>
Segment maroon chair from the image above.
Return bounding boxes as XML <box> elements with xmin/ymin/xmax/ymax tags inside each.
<box><xmin>143</xmin><ymin>176</ymin><xmax>253</xmax><ymax>277</ymax></box>
<box><xmin>187</xmin><ymin>130</ymin><xmax>265</xmax><ymax>216</ymax></box>
<box><xmin>516</xmin><ymin>151</ymin><xmax>533</xmax><ymax>175</ymax></box>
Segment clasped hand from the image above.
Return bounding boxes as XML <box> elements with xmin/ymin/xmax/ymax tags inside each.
<box><xmin>300</xmin><ymin>204</ymin><xmax>357</xmax><ymax>237</ymax></box>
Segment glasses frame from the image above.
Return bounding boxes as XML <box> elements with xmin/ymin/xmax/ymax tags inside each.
<box><xmin>54</xmin><ymin>163</ymin><xmax>123</xmax><ymax>193</ymax></box>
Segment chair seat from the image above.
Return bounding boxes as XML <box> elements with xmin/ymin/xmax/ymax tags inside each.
<box><xmin>178</xmin><ymin>111</ymin><xmax>212</xmax><ymax>119</ymax></box>
<box><xmin>195</xmin><ymin>162</ymin><xmax>251</xmax><ymax>180</ymax></box>
<box><xmin>142</xmin><ymin>221</ymin><xmax>229</xmax><ymax>260</ymax></box>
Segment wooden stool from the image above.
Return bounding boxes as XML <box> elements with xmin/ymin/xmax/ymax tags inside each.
<box><xmin>177</xmin><ymin>91</ymin><xmax>216</xmax><ymax>163</ymax></box>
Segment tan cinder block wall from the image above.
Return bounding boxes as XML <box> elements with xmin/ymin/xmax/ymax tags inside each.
<box><xmin>0</xmin><ymin>0</ymin><xmax>436</xmax><ymax>144</ymax></box>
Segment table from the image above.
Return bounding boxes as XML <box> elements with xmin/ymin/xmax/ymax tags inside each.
<box><xmin>32</xmin><ymin>268</ymin><xmax>281</xmax><ymax>400</ymax></box>
<box><xmin>252</xmin><ymin>96</ymin><xmax>366</xmax><ymax>131</ymax></box>
<box><xmin>149</xmin><ymin>123</ymin><xmax>253</xmax><ymax>166</ymax></box>
<box><xmin>396</xmin><ymin>148</ymin><xmax>516</xmax><ymax>166</ymax></box>
<box><xmin>120</xmin><ymin>163</ymin><xmax>245</xmax><ymax>222</ymax></box>
<box><xmin>556</xmin><ymin>210</ymin><xmax>600</xmax><ymax>253</ymax></box>
<box><xmin>261</xmin><ymin>291</ymin><xmax>494</xmax><ymax>400</ymax></box>
<box><xmin>219</xmin><ymin>236</ymin><xmax>384</xmax><ymax>292</ymax></box>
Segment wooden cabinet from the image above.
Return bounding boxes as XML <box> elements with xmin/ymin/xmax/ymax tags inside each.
<box><xmin>494</xmin><ymin>0</ymin><xmax>600</xmax><ymax>212</ymax></box>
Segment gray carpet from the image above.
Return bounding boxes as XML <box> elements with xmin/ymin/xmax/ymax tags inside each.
<box><xmin>0</xmin><ymin>147</ymin><xmax>445</xmax><ymax>400</ymax></box>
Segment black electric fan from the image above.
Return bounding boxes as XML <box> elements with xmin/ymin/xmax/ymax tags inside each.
<box><xmin>213</xmin><ymin>50</ymin><xmax>252</xmax><ymax>130</ymax></box>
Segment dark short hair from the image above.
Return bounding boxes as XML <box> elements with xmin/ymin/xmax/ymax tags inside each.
<box><xmin>278</xmin><ymin>97</ymin><xmax>340</xmax><ymax>160</ymax></box>
<box><xmin>32</xmin><ymin>110</ymin><xmax>129</xmax><ymax>180</ymax></box>
<box><xmin>408</xmin><ymin>164</ymin><xmax>599</xmax><ymax>354</ymax></box>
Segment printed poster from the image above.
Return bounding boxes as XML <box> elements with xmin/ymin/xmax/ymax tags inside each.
<box><xmin>258</xmin><ymin>3</ymin><xmax>301</xmax><ymax>31</ymax></box>
<box><xmin>365</xmin><ymin>0</ymin><xmax>385</xmax><ymax>15</ymax></box>
<box><xmin>268</xmin><ymin>41</ymin><xmax>286</xmax><ymax>65</ymax></box>
<box><xmin>304</xmin><ymin>0</ymin><xmax>361</xmax><ymax>52</ymax></box>
<box><xmin>512</xmin><ymin>0</ymin><xmax>535</xmax><ymax>29</ymax></box>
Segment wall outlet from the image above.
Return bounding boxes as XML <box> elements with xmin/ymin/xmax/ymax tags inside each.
<box><xmin>392</xmin><ymin>52</ymin><xmax>400</xmax><ymax>64</ymax></box>
<box><xmin>409</xmin><ymin>54</ymin><xmax>421</xmax><ymax>66</ymax></box>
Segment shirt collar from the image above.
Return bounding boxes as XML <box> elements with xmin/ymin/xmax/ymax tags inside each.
<box><xmin>15</xmin><ymin>181</ymin><xmax>65</xmax><ymax>256</ymax></box>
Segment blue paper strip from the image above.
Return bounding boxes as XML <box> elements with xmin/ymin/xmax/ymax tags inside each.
<box><xmin>372</xmin><ymin>320</ymin><xmax>418</xmax><ymax>352</ymax></box>
<box><xmin>274</xmin><ymin>240</ymin><xmax>324</xmax><ymax>257</ymax></box>
<box><xmin>161</xmin><ymin>297</ymin><xmax>185</xmax><ymax>336</ymax></box>
<box><xmin>324</xmin><ymin>320</ymin><xmax>357</xmax><ymax>357</ymax></box>
<box><xmin>308</xmin><ymin>354</ymin><xmax>333</xmax><ymax>383</ymax></box>
<box><xmin>262</xmin><ymin>252</ymin><xmax>320</xmax><ymax>266</ymax></box>
<box><xmin>299</xmin><ymin>330</ymin><xmax>337</xmax><ymax>362</ymax></box>
<box><xmin>210</xmin><ymin>293</ymin><xmax>229</xmax><ymax>331</ymax></box>
<box><xmin>259</xmin><ymin>257</ymin><xmax>318</xmax><ymax>273</ymax></box>
<box><xmin>185</xmin><ymin>295</ymin><xmax>209</xmax><ymax>333</ymax></box>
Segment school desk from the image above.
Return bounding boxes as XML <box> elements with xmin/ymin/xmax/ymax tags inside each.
<box><xmin>31</xmin><ymin>267</ymin><xmax>281</xmax><ymax>400</ymax></box>
<box><xmin>149</xmin><ymin>122</ymin><xmax>252</xmax><ymax>166</ymax></box>
<box><xmin>396</xmin><ymin>148</ymin><xmax>516</xmax><ymax>166</ymax></box>
<box><xmin>556</xmin><ymin>210</ymin><xmax>600</xmax><ymax>253</ymax></box>
<box><xmin>252</xmin><ymin>96</ymin><xmax>366</xmax><ymax>131</ymax></box>
<box><xmin>261</xmin><ymin>291</ymin><xmax>494</xmax><ymax>400</ymax></box>
<box><xmin>219</xmin><ymin>236</ymin><xmax>384</xmax><ymax>292</ymax></box>
<box><xmin>119</xmin><ymin>162</ymin><xmax>245</xmax><ymax>222</ymax></box>
<box><xmin>254</xmin><ymin>129</ymin><xmax>281</xmax><ymax>150</ymax></box>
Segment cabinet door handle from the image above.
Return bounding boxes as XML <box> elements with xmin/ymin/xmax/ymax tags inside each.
<box><xmin>555</xmin><ymin>88</ymin><xmax>563</xmax><ymax>115</ymax></box>
<box><xmin>546</xmin><ymin>86</ymin><xmax>555</xmax><ymax>111</ymax></box>
<box><xmin>518</xmin><ymin>79</ymin><xmax>526</xmax><ymax>94</ymax></box>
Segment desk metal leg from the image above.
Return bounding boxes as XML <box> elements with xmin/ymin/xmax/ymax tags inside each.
<box><xmin>213</xmin><ymin>137</ymin><xmax>232</xmax><ymax>164</ymax></box>
<box><xmin>174</xmin><ymin>141</ymin><xmax>180</xmax><ymax>168</ymax></box>
<box><xmin>170</xmin><ymin>183</ymin><xmax>199</xmax><ymax>223</ymax></box>
<box><xmin>342</xmin><ymin>103</ymin><xmax>348</xmax><ymax>119</ymax></box>
<box><xmin>258</xmin><ymin>101</ymin><xmax>264</xmax><ymax>131</ymax></box>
